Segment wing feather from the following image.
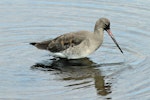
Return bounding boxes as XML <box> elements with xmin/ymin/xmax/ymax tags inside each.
<box><xmin>48</xmin><ymin>33</ymin><xmax>85</xmax><ymax>52</ymax></box>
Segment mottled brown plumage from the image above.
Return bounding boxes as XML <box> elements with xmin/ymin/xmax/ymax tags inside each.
<box><xmin>48</xmin><ymin>32</ymin><xmax>86</xmax><ymax>52</ymax></box>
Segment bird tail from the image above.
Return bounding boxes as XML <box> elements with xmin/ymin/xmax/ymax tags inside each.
<box><xmin>30</xmin><ymin>42</ymin><xmax>37</xmax><ymax>46</ymax></box>
<box><xmin>30</xmin><ymin>42</ymin><xmax>48</xmax><ymax>50</ymax></box>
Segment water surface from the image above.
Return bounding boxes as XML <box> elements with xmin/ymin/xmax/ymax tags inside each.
<box><xmin>0</xmin><ymin>0</ymin><xmax>150</xmax><ymax>100</ymax></box>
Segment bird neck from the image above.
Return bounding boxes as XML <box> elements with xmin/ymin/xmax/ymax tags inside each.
<box><xmin>94</xmin><ymin>28</ymin><xmax>104</xmax><ymax>39</ymax></box>
<box><xmin>92</xmin><ymin>28</ymin><xmax>104</xmax><ymax>51</ymax></box>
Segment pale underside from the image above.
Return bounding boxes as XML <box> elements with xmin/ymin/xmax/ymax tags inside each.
<box><xmin>33</xmin><ymin>30</ymin><xmax>104</xmax><ymax>59</ymax></box>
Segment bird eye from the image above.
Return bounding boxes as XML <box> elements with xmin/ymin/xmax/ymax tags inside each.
<box><xmin>104</xmin><ymin>24</ymin><xmax>108</xmax><ymax>28</ymax></box>
<box><xmin>104</xmin><ymin>23</ymin><xmax>110</xmax><ymax>30</ymax></box>
<box><xmin>105</xmin><ymin>23</ymin><xmax>109</xmax><ymax>26</ymax></box>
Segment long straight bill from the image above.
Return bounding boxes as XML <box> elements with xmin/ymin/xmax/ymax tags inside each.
<box><xmin>106</xmin><ymin>29</ymin><xmax>123</xmax><ymax>54</ymax></box>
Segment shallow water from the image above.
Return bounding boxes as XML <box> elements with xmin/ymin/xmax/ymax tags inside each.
<box><xmin>0</xmin><ymin>0</ymin><xmax>150</xmax><ymax>100</ymax></box>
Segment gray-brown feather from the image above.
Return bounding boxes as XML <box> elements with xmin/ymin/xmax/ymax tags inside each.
<box><xmin>48</xmin><ymin>32</ymin><xmax>86</xmax><ymax>52</ymax></box>
<box><xmin>30</xmin><ymin>39</ymin><xmax>52</xmax><ymax>50</ymax></box>
<box><xmin>30</xmin><ymin>31</ymin><xmax>90</xmax><ymax>53</ymax></box>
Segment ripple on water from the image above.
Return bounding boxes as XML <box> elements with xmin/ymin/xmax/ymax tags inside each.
<box><xmin>0</xmin><ymin>0</ymin><xmax>150</xmax><ymax>100</ymax></box>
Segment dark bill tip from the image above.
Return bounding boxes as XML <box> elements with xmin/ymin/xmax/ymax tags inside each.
<box><xmin>106</xmin><ymin>29</ymin><xmax>123</xmax><ymax>54</ymax></box>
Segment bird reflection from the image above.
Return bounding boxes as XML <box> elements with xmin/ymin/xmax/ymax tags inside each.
<box><xmin>31</xmin><ymin>58</ymin><xmax>112</xmax><ymax>96</ymax></box>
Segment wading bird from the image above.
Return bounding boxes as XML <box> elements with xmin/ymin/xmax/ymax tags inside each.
<box><xmin>30</xmin><ymin>18</ymin><xmax>123</xmax><ymax>59</ymax></box>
